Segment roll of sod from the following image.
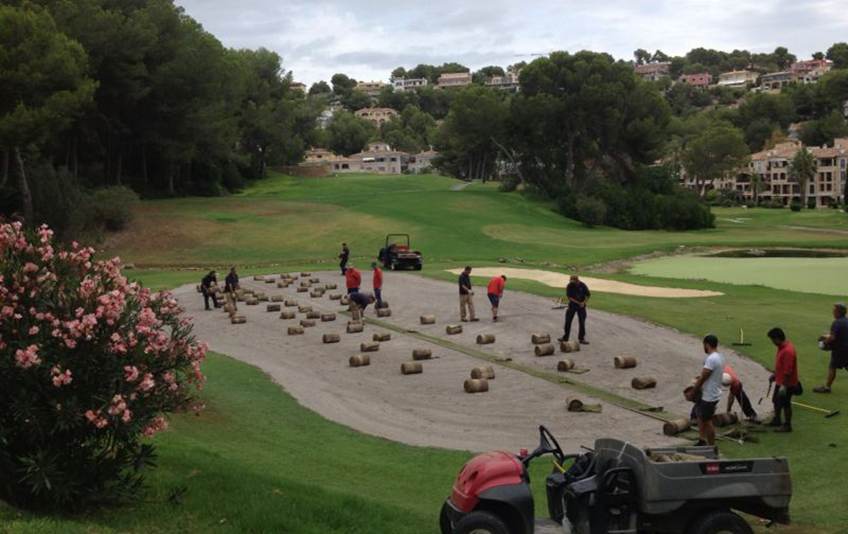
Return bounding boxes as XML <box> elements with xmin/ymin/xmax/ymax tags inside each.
<box><xmin>300</xmin><ymin>272</ymin><xmax>311</xmax><ymax>276</ymax></box>
<box><xmin>306</xmin><ymin>311</ymin><xmax>321</xmax><ymax>320</ymax></box>
<box><xmin>300</xmin><ymin>319</ymin><xmax>316</xmax><ymax>328</ymax></box>
<box><xmin>470</xmin><ymin>366</ymin><xmax>495</xmax><ymax>380</ymax></box>
<box><xmin>631</xmin><ymin>376</ymin><xmax>657</xmax><ymax>390</ymax></box>
<box><xmin>713</xmin><ymin>413</ymin><xmax>739</xmax><ymax>427</ymax></box>
<box><xmin>329</xmin><ymin>294</ymin><xmax>342</xmax><ymax>301</ymax></box>
<box><xmin>297</xmin><ymin>287</ymin><xmax>308</xmax><ymax>293</ymax></box>
<box><xmin>420</xmin><ymin>315</ymin><xmax>436</xmax><ymax>325</ymax></box>
<box><xmin>401</xmin><ymin>362</ymin><xmax>423</xmax><ymax>375</ymax></box>
<box><xmin>446</xmin><ymin>325</ymin><xmax>463</xmax><ymax>335</ymax></box>
<box><xmin>376</xmin><ymin>308</ymin><xmax>392</xmax><ymax>317</ymax></box>
<box><xmin>246</xmin><ymin>299</ymin><xmax>259</xmax><ymax>306</ymax></box>
<box><xmin>464</xmin><ymin>378</ymin><xmax>489</xmax><ymax>393</ymax></box>
<box><xmin>360</xmin><ymin>342</ymin><xmax>379</xmax><ymax>352</ymax></box>
<box><xmin>298</xmin><ymin>305</ymin><xmax>312</xmax><ymax>313</ymax></box>
<box><xmin>614</xmin><ymin>356</ymin><xmax>638</xmax><ymax>369</ymax></box>
<box><xmin>557</xmin><ymin>359</ymin><xmax>575</xmax><ymax>372</ymax></box>
<box><xmin>321</xmin><ymin>313</ymin><xmax>336</xmax><ymax>322</ymax></box>
<box><xmin>531</xmin><ymin>333</ymin><xmax>551</xmax><ymax>345</ymax></box>
<box><xmin>323</xmin><ymin>334</ymin><xmax>340</xmax><ymax>344</ymax></box>
<box><xmin>230</xmin><ymin>315</ymin><xmax>246</xmax><ymax>324</ymax></box>
<box><xmin>560</xmin><ymin>340</ymin><xmax>580</xmax><ymax>353</ymax></box>
<box><xmin>663</xmin><ymin>418</ymin><xmax>691</xmax><ymax>436</ymax></box>
<box><xmin>196</xmin><ymin>284</ymin><xmax>202</xmax><ymax>293</ymax></box>
<box><xmin>266</xmin><ymin>304</ymin><xmax>281</xmax><ymax>312</ymax></box>
<box><xmin>375</xmin><ymin>301</ymin><xmax>390</xmax><ymax>309</ymax></box>
<box><xmin>288</xmin><ymin>326</ymin><xmax>304</xmax><ymax>335</ymax></box>
<box><xmin>412</xmin><ymin>349</ymin><xmax>432</xmax><ymax>360</ymax></box>
<box><xmin>325</xmin><ymin>283</ymin><xmax>337</xmax><ymax>290</ymax></box>
<box><xmin>285</xmin><ymin>300</ymin><xmax>298</xmax><ymax>307</ymax></box>
<box><xmin>271</xmin><ymin>295</ymin><xmax>284</xmax><ymax>302</ymax></box>
<box><xmin>349</xmin><ymin>354</ymin><xmax>370</xmax><ymax>367</ymax></box>
<box><xmin>253</xmin><ymin>275</ymin><xmax>265</xmax><ymax>281</ymax></box>
<box><xmin>310</xmin><ymin>277</ymin><xmax>321</xmax><ymax>284</ymax></box>
<box><xmin>340</xmin><ymin>296</ymin><xmax>350</xmax><ymax>305</ymax></box>
<box><xmin>476</xmin><ymin>334</ymin><xmax>495</xmax><ymax>345</ymax></box>
<box><xmin>347</xmin><ymin>323</ymin><xmax>364</xmax><ymax>333</ymax></box>
<box><xmin>258</xmin><ymin>295</ymin><xmax>269</xmax><ymax>302</ymax></box>
<box><xmin>566</xmin><ymin>397</ymin><xmax>584</xmax><ymax>412</ymax></box>
<box><xmin>535</xmin><ymin>344</ymin><xmax>555</xmax><ymax>357</ymax></box>
<box><xmin>279</xmin><ymin>311</ymin><xmax>296</xmax><ymax>320</ymax></box>
<box><xmin>310</xmin><ymin>291</ymin><xmax>324</xmax><ymax>298</ymax></box>
<box><xmin>265</xmin><ymin>278</ymin><xmax>275</xmax><ymax>284</ymax></box>
<box><xmin>373</xmin><ymin>333</ymin><xmax>391</xmax><ymax>342</ymax></box>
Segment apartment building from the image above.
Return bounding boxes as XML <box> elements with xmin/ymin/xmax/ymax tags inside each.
<box><xmin>330</xmin><ymin>142</ymin><xmax>410</xmax><ymax>175</ymax></box>
<box><xmin>485</xmin><ymin>70</ymin><xmax>521</xmax><ymax>92</ymax></box>
<box><xmin>759</xmin><ymin>71</ymin><xmax>794</xmax><ymax>90</ymax></box>
<box><xmin>392</xmin><ymin>77</ymin><xmax>428</xmax><ymax>92</ymax></box>
<box><xmin>354</xmin><ymin>107</ymin><xmax>399</xmax><ymax>126</ymax></box>
<box><xmin>678</xmin><ymin>72</ymin><xmax>712</xmax><ymax>87</ymax></box>
<box><xmin>634</xmin><ymin>62</ymin><xmax>670</xmax><ymax>81</ymax></box>
<box><xmin>717</xmin><ymin>70</ymin><xmax>759</xmax><ymax>88</ymax></box>
<box><xmin>437</xmin><ymin>72</ymin><xmax>472</xmax><ymax>89</ymax></box>
<box><xmin>355</xmin><ymin>80</ymin><xmax>388</xmax><ymax>97</ymax></box>
<box><xmin>682</xmin><ymin>139</ymin><xmax>847</xmax><ymax>208</ymax></box>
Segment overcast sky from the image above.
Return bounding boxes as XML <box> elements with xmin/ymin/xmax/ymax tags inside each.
<box><xmin>176</xmin><ymin>0</ymin><xmax>848</xmax><ymax>86</ymax></box>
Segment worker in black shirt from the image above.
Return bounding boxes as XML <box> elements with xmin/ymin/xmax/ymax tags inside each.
<box><xmin>339</xmin><ymin>243</ymin><xmax>350</xmax><ymax>275</ymax></box>
<box><xmin>559</xmin><ymin>275</ymin><xmax>591</xmax><ymax>345</ymax></box>
<box><xmin>349</xmin><ymin>290</ymin><xmax>375</xmax><ymax>321</ymax></box>
<box><xmin>200</xmin><ymin>270</ymin><xmax>218</xmax><ymax>310</ymax></box>
<box><xmin>224</xmin><ymin>266</ymin><xmax>239</xmax><ymax>311</ymax></box>
<box><xmin>458</xmin><ymin>266</ymin><xmax>479</xmax><ymax>322</ymax></box>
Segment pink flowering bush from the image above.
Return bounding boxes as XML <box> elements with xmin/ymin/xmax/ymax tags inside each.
<box><xmin>0</xmin><ymin>222</ymin><xmax>206</xmax><ymax>508</ymax></box>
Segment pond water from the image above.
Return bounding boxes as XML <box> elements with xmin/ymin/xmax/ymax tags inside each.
<box><xmin>630</xmin><ymin>252</ymin><xmax>848</xmax><ymax>296</ymax></box>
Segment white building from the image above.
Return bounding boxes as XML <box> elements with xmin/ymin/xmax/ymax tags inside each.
<box><xmin>392</xmin><ymin>78</ymin><xmax>428</xmax><ymax>92</ymax></box>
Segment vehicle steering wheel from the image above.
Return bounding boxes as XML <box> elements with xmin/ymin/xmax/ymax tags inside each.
<box><xmin>539</xmin><ymin>425</ymin><xmax>565</xmax><ymax>464</ymax></box>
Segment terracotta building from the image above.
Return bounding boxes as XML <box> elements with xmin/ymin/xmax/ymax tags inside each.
<box><xmin>354</xmin><ymin>107</ymin><xmax>399</xmax><ymax>126</ymax></box>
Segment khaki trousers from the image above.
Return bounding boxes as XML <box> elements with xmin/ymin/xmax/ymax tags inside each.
<box><xmin>460</xmin><ymin>293</ymin><xmax>476</xmax><ymax>320</ymax></box>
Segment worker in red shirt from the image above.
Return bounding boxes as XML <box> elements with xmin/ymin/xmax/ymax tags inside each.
<box><xmin>767</xmin><ymin>327</ymin><xmax>800</xmax><ymax>433</ymax></box>
<box><xmin>371</xmin><ymin>262</ymin><xmax>383</xmax><ymax>307</ymax></box>
<box><xmin>486</xmin><ymin>275</ymin><xmax>507</xmax><ymax>322</ymax></box>
<box><xmin>722</xmin><ymin>365</ymin><xmax>757</xmax><ymax>422</ymax></box>
<box><xmin>345</xmin><ymin>265</ymin><xmax>361</xmax><ymax>294</ymax></box>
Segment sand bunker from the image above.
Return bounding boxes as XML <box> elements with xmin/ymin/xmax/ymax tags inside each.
<box><xmin>175</xmin><ymin>271</ymin><xmax>769</xmax><ymax>453</ymax></box>
<box><xmin>447</xmin><ymin>267</ymin><xmax>723</xmax><ymax>298</ymax></box>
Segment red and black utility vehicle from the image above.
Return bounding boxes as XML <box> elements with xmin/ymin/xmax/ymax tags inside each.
<box><xmin>440</xmin><ymin>426</ymin><xmax>792</xmax><ymax>534</ymax></box>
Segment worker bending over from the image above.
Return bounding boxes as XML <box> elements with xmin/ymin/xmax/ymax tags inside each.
<box><xmin>349</xmin><ymin>291</ymin><xmax>375</xmax><ymax>322</ymax></box>
<box><xmin>723</xmin><ymin>365</ymin><xmax>757</xmax><ymax>422</ymax></box>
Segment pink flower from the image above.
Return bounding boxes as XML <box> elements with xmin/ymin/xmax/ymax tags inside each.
<box><xmin>107</xmin><ymin>394</ymin><xmax>127</xmax><ymax>416</ymax></box>
<box><xmin>123</xmin><ymin>365</ymin><xmax>140</xmax><ymax>382</ymax></box>
<box><xmin>15</xmin><ymin>345</ymin><xmax>41</xmax><ymax>369</ymax></box>
<box><xmin>28</xmin><ymin>326</ymin><xmax>39</xmax><ymax>336</ymax></box>
<box><xmin>121</xmin><ymin>410</ymin><xmax>132</xmax><ymax>423</ymax></box>
<box><xmin>142</xmin><ymin>416</ymin><xmax>168</xmax><ymax>438</ymax></box>
<box><xmin>138</xmin><ymin>373</ymin><xmax>155</xmax><ymax>392</ymax></box>
<box><xmin>23</xmin><ymin>262</ymin><xmax>38</xmax><ymax>273</ymax></box>
<box><xmin>51</xmin><ymin>366</ymin><xmax>73</xmax><ymax>387</ymax></box>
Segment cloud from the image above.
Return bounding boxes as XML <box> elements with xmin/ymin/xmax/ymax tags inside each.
<box><xmin>176</xmin><ymin>0</ymin><xmax>847</xmax><ymax>85</ymax></box>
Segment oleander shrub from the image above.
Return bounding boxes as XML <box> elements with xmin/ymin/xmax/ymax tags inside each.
<box><xmin>0</xmin><ymin>222</ymin><xmax>206</xmax><ymax>509</ymax></box>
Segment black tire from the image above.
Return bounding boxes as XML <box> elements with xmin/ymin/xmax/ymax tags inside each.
<box><xmin>452</xmin><ymin>511</ymin><xmax>510</xmax><ymax>534</ymax></box>
<box><xmin>688</xmin><ymin>510</ymin><xmax>753</xmax><ymax>534</ymax></box>
<box><xmin>414</xmin><ymin>263</ymin><xmax>423</xmax><ymax>271</ymax></box>
<box><xmin>439</xmin><ymin>502</ymin><xmax>453</xmax><ymax>534</ymax></box>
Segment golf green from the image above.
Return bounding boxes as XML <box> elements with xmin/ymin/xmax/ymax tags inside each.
<box><xmin>630</xmin><ymin>255</ymin><xmax>848</xmax><ymax>296</ymax></box>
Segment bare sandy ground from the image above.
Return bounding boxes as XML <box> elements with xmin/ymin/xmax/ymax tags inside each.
<box><xmin>174</xmin><ymin>272</ymin><xmax>769</xmax><ymax>453</ymax></box>
<box><xmin>446</xmin><ymin>267</ymin><xmax>724</xmax><ymax>298</ymax></box>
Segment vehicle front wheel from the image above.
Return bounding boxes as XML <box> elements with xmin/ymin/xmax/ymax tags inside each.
<box><xmin>439</xmin><ymin>502</ymin><xmax>453</xmax><ymax>534</ymax></box>
<box><xmin>452</xmin><ymin>510</ymin><xmax>510</xmax><ymax>534</ymax></box>
<box><xmin>689</xmin><ymin>510</ymin><xmax>753</xmax><ymax>534</ymax></box>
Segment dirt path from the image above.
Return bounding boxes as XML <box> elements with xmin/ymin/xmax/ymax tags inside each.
<box><xmin>446</xmin><ymin>267</ymin><xmax>724</xmax><ymax>298</ymax></box>
<box><xmin>174</xmin><ymin>272</ymin><xmax>768</xmax><ymax>453</ymax></box>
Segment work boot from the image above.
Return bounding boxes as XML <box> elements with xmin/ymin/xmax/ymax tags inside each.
<box><xmin>470</xmin><ymin>318</ymin><xmax>479</xmax><ymax>322</ymax></box>
<box><xmin>461</xmin><ymin>318</ymin><xmax>468</xmax><ymax>322</ymax></box>
<box><xmin>579</xmin><ymin>339</ymin><xmax>589</xmax><ymax>345</ymax></box>
<box><xmin>557</xmin><ymin>337</ymin><xmax>568</xmax><ymax>343</ymax></box>
<box><xmin>813</xmin><ymin>386</ymin><xmax>832</xmax><ymax>393</ymax></box>
<box><xmin>774</xmin><ymin>425</ymin><xmax>792</xmax><ymax>433</ymax></box>
<box><xmin>767</xmin><ymin>417</ymin><xmax>783</xmax><ymax>427</ymax></box>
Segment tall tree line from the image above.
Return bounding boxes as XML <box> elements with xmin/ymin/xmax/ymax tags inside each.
<box><xmin>1</xmin><ymin>0</ymin><xmax>319</xmax><ymax>228</ymax></box>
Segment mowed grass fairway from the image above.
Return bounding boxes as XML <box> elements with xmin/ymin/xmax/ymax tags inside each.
<box><xmin>4</xmin><ymin>173</ymin><xmax>847</xmax><ymax>533</ymax></box>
